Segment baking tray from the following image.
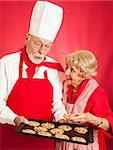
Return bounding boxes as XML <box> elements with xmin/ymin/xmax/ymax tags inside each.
<box><xmin>16</xmin><ymin>119</ymin><xmax>93</xmax><ymax>145</ymax></box>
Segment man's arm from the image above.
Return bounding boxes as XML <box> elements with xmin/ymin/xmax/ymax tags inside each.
<box><xmin>47</xmin><ymin>68</ymin><xmax>67</xmax><ymax>121</ymax></box>
<box><xmin>0</xmin><ymin>57</ymin><xmax>17</xmax><ymax>125</ymax></box>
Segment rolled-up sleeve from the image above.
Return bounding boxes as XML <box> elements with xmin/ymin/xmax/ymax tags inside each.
<box><xmin>47</xmin><ymin>68</ymin><xmax>67</xmax><ymax>121</ymax></box>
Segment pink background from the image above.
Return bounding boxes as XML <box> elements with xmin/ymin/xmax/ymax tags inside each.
<box><xmin>0</xmin><ymin>0</ymin><xmax>113</xmax><ymax>149</ymax></box>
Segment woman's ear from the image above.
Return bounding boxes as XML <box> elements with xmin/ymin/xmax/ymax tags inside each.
<box><xmin>25</xmin><ymin>33</ymin><xmax>30</xmax><ymax>41</ymax></box>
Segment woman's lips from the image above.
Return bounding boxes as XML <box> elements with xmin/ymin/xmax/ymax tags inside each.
<box><xmin>66</xmin><ymin>75</ymin><xmax>71</xmax><ymax>80</ymax></box>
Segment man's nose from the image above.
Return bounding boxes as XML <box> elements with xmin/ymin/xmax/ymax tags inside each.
<box><xmin>38</xmin><ymin>45</ymin><xmax>45</xmax><ymax>54</ymax></box>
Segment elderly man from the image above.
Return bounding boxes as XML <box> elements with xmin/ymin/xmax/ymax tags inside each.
<box><xmin>0</xmin><ymin>1</ymin><xmax>66</xmax><ymax>149</ymax></box>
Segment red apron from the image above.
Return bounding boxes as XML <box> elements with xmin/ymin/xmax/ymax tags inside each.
<box><xmin>1</xmin><ymin>53</ymin><xmax>55</xmax><ymax>150</ymax></box>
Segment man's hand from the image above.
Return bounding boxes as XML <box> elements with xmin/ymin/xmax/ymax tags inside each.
<box><xmin>14</xmin><ymin>116</ymin><xmax>29</xmax><ymax>126</ymax></box>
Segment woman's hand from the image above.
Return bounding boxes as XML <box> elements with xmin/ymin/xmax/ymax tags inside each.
<box><xmin>14</xmin><ymin>116</ymin><xmax>29</xmax><ymax>126</ymax></box>
<box><xmin>58</xmin><ymin>119</ymin><xmax>67</xmax><ymax>123</ymax></box>
<box><xmin>68</xmin><ymin>112</ymin><xmax>110</xmax><ymax>131</ymax></box>
<box><xmin>70</xmin><ymin>112</ymin><xmax>94</xmax><ymax>124</ymax></box>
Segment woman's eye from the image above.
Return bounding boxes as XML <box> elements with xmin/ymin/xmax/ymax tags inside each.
<box><xmin>71</xmin><ymin>68</ymin><xmax>75</xmax><ymax>72</ymax></box>
<box><xmin>65</xmin><ymin>65</ymin><xmax>68</xmax><ymax>71</ymax></box>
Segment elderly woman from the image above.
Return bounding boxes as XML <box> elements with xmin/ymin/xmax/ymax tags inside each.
<box><xmin>0</xmin><ymin>1</ymin><xmax>67</xmax><ymax>150</ymax></box>
<box><xmin>56</xmin><ymin>50</ymin><xmax>113</xmax><ymax>150</ymax></box>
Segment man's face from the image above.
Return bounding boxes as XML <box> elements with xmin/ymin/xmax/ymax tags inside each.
<box><xmin>25</xmin><ymin>34</ymin><xmax>52</xmax><ymax>64</ymax></box>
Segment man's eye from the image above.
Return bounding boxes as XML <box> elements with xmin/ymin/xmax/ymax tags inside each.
<box><xmin>34</xmin><ymin>43</ymin><xmax>41</xmax><ymax>47</ymax></box>
<box><xmin>36</xmin><ymin>43</ymin><xmax>41</xmax><ymax>46</ymax></box>
<box><xmin>45</xmin><ymin>45</ymin><xmax>51</xmax><ymax>50</ymax></box>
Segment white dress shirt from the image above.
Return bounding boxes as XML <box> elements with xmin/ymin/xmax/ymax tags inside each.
<box><xmin>0</xmin><ymin>51</ymin><xmax>66</xmax><ymax>125</ymax></box>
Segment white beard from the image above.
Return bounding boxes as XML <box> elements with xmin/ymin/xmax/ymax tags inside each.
<box><xmin>28</xmin><ymin>54</ymin><xmax>44</xmax><ymax>64</ymax></box>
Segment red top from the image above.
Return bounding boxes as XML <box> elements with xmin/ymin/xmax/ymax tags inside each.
<box><xmin>66</xmin><ymin>79</ymin><xmax>113</xmax><ymax>150</ymax></box>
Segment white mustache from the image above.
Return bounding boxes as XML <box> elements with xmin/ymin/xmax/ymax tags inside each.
<box><xmin>34</xmin><ymin>55</ymin><xmax>43</xmax><ymax>59</ymax></box>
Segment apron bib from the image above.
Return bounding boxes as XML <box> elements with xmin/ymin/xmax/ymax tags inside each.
<box><xmin>1</xmin><ymin>53</ymin><xmax>54</xmax><ymax>150</ymax></box>
<box><xmin>56</xmin><ymin>79</ymin><xmax>99</xmax><ymax>150</ymax></box>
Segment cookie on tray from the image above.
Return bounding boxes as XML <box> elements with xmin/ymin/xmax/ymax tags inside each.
<box><xmin>50</xmin><ymin>128</ymin><xmax>64</xmax><ymax>135</ymax></box>
<box><xmin>55</xmin><ymin>134</ymin><xmax>70</xmax><ymax>140</ymax></box>
<box><xmin>74</xmin><ymin>127</ymin><xmax>88</xmax><ymax>134</ymax></box>
<box><xmin>22</xmin><ymin>129</ymin><xmax>36</xmax><ymax>134</ymax></box>
<box><xmin>58</xmin><ymin>125</ymin><xmax>72</xmax><ymax>131</ymax></box>
<box><xmin>71</xmin><ymin>136</ymin><xmax>87</xmax><ymax>143</ymax></box>
<box><xmin>41</xmin><ymin>122</ymin><xmax>55</xmax><ymax>129</ymax></box>
<box><xmin>37</xmin><ymin>131</ymin><xmax>52</xmax><ymax>137</ymax></box>
<box><xmin>34</xmin><ymin>126</ymin><xmax>48</xmax><ymax>132</ymax></box>
<box><xmin>28</xmin><ymin>121</ymin><xmax>40</xmax><ymax>127</ymax></box>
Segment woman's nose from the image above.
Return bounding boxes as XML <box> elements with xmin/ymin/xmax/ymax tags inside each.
<box><xmin>65</xmin><ymin>68</ymin><xmax>70</xmax><ymax>75</ymax></box>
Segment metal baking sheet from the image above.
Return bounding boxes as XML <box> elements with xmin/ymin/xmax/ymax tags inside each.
<box><xmin>16</xmin><ymin>119</ymin><xmax>93</xmax><ymax>145</ymax></box>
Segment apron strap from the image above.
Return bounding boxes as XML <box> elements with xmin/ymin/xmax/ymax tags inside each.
<box><xmin>44</xmin><ymin>71</ymin><xmax>48</xmax><ymax>79</ymax></box>
<box><xmin>19</xmin><ymin>52</ymin><xmax>23</xmax><ymax>78</ymax></box>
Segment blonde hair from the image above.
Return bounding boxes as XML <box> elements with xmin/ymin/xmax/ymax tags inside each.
<box><xmin>66</xmin><ymin>50</ymin><xmax>98</xmax><ymax>79</ymax></box>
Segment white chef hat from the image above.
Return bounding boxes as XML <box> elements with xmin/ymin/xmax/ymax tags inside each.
<box><xmin>29</xmin><ymin>1</ymin><xmax>63</xmax><ymax>42</ymax></box>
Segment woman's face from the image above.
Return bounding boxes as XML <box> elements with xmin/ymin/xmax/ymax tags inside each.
<box><xmin>25</xmin><ymin>34</ymin><xmax>52</xmax><ymax>64</ymax></box>
<box><xmin>65</xmin><ymin>64</ymin><xmax>84</xmax><ymax>88</ymax></box>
